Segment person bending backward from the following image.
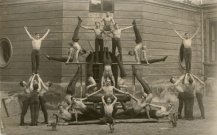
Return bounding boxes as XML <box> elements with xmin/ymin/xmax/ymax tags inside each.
<box><xmin>101</xmin><ymin>12</ymin><xmax>115</xmax><ymax>31</ymax></box>
<box><xmin>37</xmin><ymin>75</ymin><xmax>52</xmax><ymax>124</ymax></box>
<box><xmin>66</xmin><ymin>16</ymin><xmax>86</xmax><ymax>63</ymax></box>
<box><xmin>19</xmin><ymin>74</ymin><xmax>35</xmax><ymax>125</ymax></box>
<box><xmin>101</xmin><ymin>47</ymin><xmax>115</xmax><ymax>87</ymax></box>
<box><xmin>183</xmin><ymin>74</ymin><xmax>195</xmax><ymax>120</ymax></box>
<box><xmin>81</xmin><ymin>22</ymin><xmax>104</xmax><ymax>62</ymax></box>
<box><xmin>29</xmin><ymin>76</ymin><xmax>42</xmax><ymax>126</ymax></box>
<box><xmin>170</xmin><ymin>77</ymin><xmax>185</xmax><ymax>119</ymax></box>
<box><xmin>102</xmin><ymin>95</ymin><xmax>117</xmax><ymax>133</ymax></box>
<box><xmin>169</xmin><ymin>22</ymin><xmax>200</xmax><ymax>73</ymax></box>
<box><xmin>106</xmin><ymin>23</ymin><xmax>133</xmax><ymax>61</ymax></box>
<box><xmin>24</xmin><ymin>26</ymin><xmax>50</xmax><ymax>74</ymax></box>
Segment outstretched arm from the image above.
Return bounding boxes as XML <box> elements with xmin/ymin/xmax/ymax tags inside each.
<box><xmin>85</xmin><ymin>88</ymin><xmax>103</xmax><ymax>100</ymax></box>
<box><xmin>29</xmin><ymin>74</ymin><xmax>36</xmax><ymax>90</ymax></box>
<box><xmin>190</xmin><ymin>26</ymin><xmax>200</xmax><ymax>40</ymax></box>
<box><xmin>121</xmin><ymin>26</ymin><xmax>133</xmax><ymax>31</ymax></box>
<box><xmin>24</xmin><ymin>26</ymin><xmax>34</xmax><ymax>40</ymax></box>
<box><xmin>168</xmin><ymin>22</ymin><xmax>184</xmax><ymax>40</ymax></box>
<box><xmin>148</xmin><ymin>103</ymin><xmax>162</xmax><ymax>109</ymax></box>
<box><xmin>113</xmin><ymin>87</ymin><xmax>128</xmax><ymax>95</ymax></box>
<box><xmin>86</xmin><ymin>77</ymin><xmax>97</xmax><ymax>90</ymax></box>
<box><xmin>81</xmin><ymin>26</ymin><xmax>94</xmax><ymax>31</ymax></box>
<box><xmin>127</xmin><ymin>92</ymin><xmax>139</xmax><ymax>103</ymax></box>
<box><xmin>40</xmin><ymin>29</ymin><xmax>50</xmax><ymax>40</ymax></box>
<box><xmin>66</xmin><ymin>48</ymin><xmax>73</xmax><ymax>63</ymax></box>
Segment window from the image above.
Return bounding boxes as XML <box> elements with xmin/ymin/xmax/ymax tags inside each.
<box><xmin>209</xmin><ymin>22</ymin><xmax>217</xmax><ymax>62</ymax></box>
<box><xmin>89</xmin><ymin>0</ymin><xmax>114</xmax><ymax>13</ymax></box>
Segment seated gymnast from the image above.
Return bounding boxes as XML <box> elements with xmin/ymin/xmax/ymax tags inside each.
<box><xmin>24</xmin><ymin>26</ymin><xmax>50</xmax><ymax>74</ymax></box>
<box><xmin>56</xmin><ymin>95</ymin><xmax>101</xmax><ymax>123</ymax></box>
<box><xmin>101</xmin><ymin>95</ymin><xmax>117</xmax><ymax>133</ymax></box>
<box><xmin>101</xmin><ymin>12</ymin><xmax>115</xmax><ymax>31</ymax></box>
<box><xmin>101</xmin><ymin>47</ymin><xmax>115</xmax><ymax>87</ymax></box>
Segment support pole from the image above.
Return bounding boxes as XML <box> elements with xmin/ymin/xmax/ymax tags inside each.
<box><xmin>80</xmin><ymin>64</ymin><xmax>83</xmax><ymax>98</ymax></box>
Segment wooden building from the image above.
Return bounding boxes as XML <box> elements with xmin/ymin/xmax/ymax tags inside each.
<box><xmin>0</xmin><ymin>0</ymin><xmax>216</xmax><ymax>85</ymax></box>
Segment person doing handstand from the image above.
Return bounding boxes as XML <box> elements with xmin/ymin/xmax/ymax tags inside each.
<box><xmin>66</xmin><ymin>16</ymin><xmax>86</xmax><ymax>63</ymax></box>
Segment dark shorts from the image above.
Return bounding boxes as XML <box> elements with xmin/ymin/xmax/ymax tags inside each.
<box><xmin>104</xmin><ymin>115</ymin><xmax>114</xmax><ymax>124</ymax></box>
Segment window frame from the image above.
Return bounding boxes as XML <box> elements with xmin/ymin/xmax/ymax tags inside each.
<box><xmin>89</xmin><ymin>0</ymin><xmax>114</xmax><ymax>13</ymax></box>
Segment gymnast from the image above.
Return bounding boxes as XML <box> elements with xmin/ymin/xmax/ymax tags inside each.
<box><xmin>106</xmin><ymin>23</ymin><xmax>133</xmax><ymax>61</ymax></box>
<box><xmin>168</xmin><ymin>21</ymin><xmax>200</xmax><ymax>81</ymax></box>
<box><xmin>19</xmin><ymin>75</ymin><xmax>35</xmax><ymax>125</ymax></box>
<box><xmin>86</xmin><ymin>52</ymin><xmax>97</xmax><ymax>92</ymax></box>
<box><xmin>24</xmin><ymin>26</ymin><xmax>50</xmax><ymax>74</ymax></box>
<box><xmin>66</xmin><ymin>16</ymin><xmax>87</xmax><ymax>63</ymax></box>
<box><xmin>101</xmin><ymin>12</ymin><xmax>115</xmax><ymax>31</ymax></box>
<box><xmin>55</xmin><ymin>95</ymin><xmax>101</xmax><ymax>122</ymax></box>
<box><xmin>101</xmin><ymin>95</ymin><xmax>117</xmax><ymax>133</ymax></box>
<box><xmin>64</xmin><ymin>66</ymin><xmax>81</xmax><ymax>105</ymax></box>
<box><xmin>81</xmin><ymin>21</ymin><xmax>104</xmax><ymax>62</ymax></box>
<box><xmin>101</xmin><ymin>47</ymin><xmax>115</xmax><ymax>87</ymax></box>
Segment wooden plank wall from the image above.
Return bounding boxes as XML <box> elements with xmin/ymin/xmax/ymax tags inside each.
<box><xmin>61</xmin><ymin>0</ymin><xmax>202</xmax><ymax>84</ymax></box>
<box><xmin>203</xmin><ymin>4</ymin><xmax>217</xmax><ymax>77</ymax></box>
<box><xmin>0</xmin><ymin>0</ymin><xmax>203</xmax><ymax>83</ymax></box>
<box><xmin>0</xmin><ymin>0</ymin><xmax>63</xmax><ymax>82</ymax></box>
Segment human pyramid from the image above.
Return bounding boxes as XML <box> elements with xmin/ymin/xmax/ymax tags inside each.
<box><xmin>19</xmin><ymin>12</ymin><xmax>204</xmax><ymax>133</ymax></box>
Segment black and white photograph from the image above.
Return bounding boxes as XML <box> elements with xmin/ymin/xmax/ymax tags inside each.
<box><xmin>0</xmin><ymin>0</ymin><xmax>217</xmax><ymax>135</ymax></box>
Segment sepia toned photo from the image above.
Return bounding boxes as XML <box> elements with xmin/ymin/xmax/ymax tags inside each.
<box><xmin>0</xmin><ymin>0</ymin><xmax>217</xmax><ymax>135</ymax></box>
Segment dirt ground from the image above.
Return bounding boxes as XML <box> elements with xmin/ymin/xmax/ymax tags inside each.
<box><xmin>2</xmin><ymin>93</ymin><xmax>217</xmax><ymax>135</ymax></box>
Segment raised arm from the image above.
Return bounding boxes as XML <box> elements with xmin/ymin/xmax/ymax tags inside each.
<box><xmin>168</xmin><ymin>22</ymin><xmax>184</xmax><ymax>40</ymax></box>
<box><xmin>81</xmin><ymin>26</ymin><xmax>94</xmax><ymax>31</ymax></box>
<box><xmin>85</xmin><ymin>88</ymin><xmax>103</xmax><ymax>99</ymax></box>
<box><xmin>174</xmin><ymin>74</ymin><xmax>185</xmax><ymax>85</ymax></box>
<box><xmin>30</xmin><ymin>74</ymin><xmax>36</xmax><ymax>90</ymax></box>
<box><xmin>40</xmin><ymin>29</ymin><xmax>50</xmax><ymax>40</ymax></box>
<box><xmin>174</xmin><ymin>29</ymin><xmax>184</xmax><ymax>40</ymax></box>
<box><xmin>120</xmin><ymin>26</ymin><xmax>133</xmax><ymax>31</ymax></box>
<box><xmin>190</xmin><ymin>26</ymin><xmax>200</xmax><ymax>40</ymax></box>
<box><xmin>101</xmin><ymin>96</ymin><xmax>106</xmax><ymax>105</ymax></box>
<box><xmin>111</xmin><ymin>95</ymin><xmax>118</xmax><ymax>106</ymax></box>
<box><xmin>37</xmin><ymin>75</ymin><xmax>49</xmax><ymax>90</ymax></box>
<box><xmin>24</xmin><ymin>26</ymin><xmax>34</xmax><ymax>40</ymax></box>
<box><xmin>86</xmin><ymin>77</ymin><xmax>97</xmax><ymax>90</ymax></box>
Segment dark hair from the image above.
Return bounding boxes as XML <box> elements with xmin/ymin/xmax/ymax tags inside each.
<box><xmin>58</xmin><ymin>104</ymin><xmax>63</xmax><ymax>108</ymax></box>
<box><xmin>189</xmin><ymin>77</ymin><xmax>193</xmax><ymax>84</ymax></box>
<box><xmin>33</xmin><ymin>83</ymin><xmax>39</xmax><ymax>90</ymax></box>
<box><xmin>170</xmin><ymin>77</ymin><xmax>175</xmax><ymax>84</ymax></box>
<box><xmin>19</xmin><ymin>81</ymin><xmax>25</xmax><ymax>87</ymax></box>
<box><xmin>34</xmin><ymin>33</ymin><xmax>39</xmax><ymax>35</ymax></box>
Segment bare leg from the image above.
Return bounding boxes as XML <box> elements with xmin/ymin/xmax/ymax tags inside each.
<box><xmin>141</xmin><ymin>56</ymin><xmax>168</xmax><ymax>64</ymax></box>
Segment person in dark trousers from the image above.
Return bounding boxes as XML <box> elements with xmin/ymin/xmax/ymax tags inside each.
<box><xmin>170</xmin><ymin>77</ymin><xmax>184</xmax><ymax>119</ymax></box>
<box><xmin>81</xmin><ymin>22</ymin><xmax>104</xmax><ymax>62</ymax></box>
<box><xmin>183</xmin><ymin>75</ymin><xmax>195</xmax><ymax>120</ymax></box>
<box><xmin>30</xmin><ymin>82</ymin><xmax>40</xmax><ymax>126</ymax></box>
<box><xmin>24</xmin><ymin>26</ymin><xmax>50</xmax><ymax>74</ymax></box>
<box><xmin>196</xmin><ymin>83</ymin><xmax>205</xmax><ymax>119</ymax></box>
<box><xmin>19</xmin><ymin>75</ymin><xmax>35</xmax><ymax>126</ymax></box>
